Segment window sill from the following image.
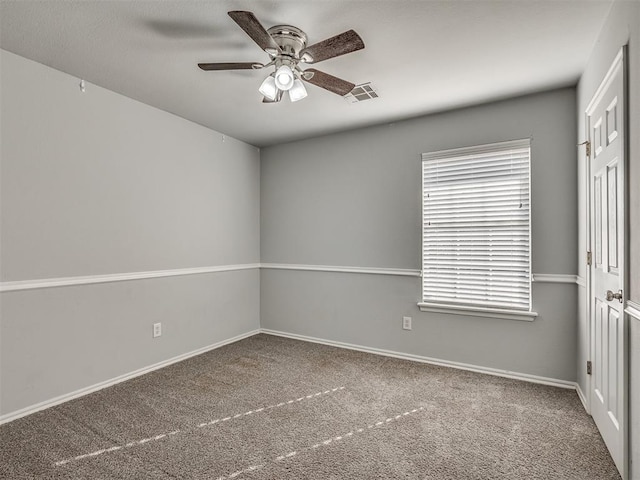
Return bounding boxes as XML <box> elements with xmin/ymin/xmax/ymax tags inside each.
<box><xmin>417</xmin><ymin>302</ymin><xmax>538</xmax><ymax>322</ymax></box>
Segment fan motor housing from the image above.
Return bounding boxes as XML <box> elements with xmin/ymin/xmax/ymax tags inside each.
<box><xmin>267</xmin><ymin>25</ymin><xmax>308</xmax><ymax>58</ymax></box>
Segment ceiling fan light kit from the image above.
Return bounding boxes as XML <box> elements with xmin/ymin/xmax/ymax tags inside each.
<box><xmin>288</xmin><ymin>79</ymin><xmax>308</xmax><ymax>102</ymax></box>
<box><xmin>198</xmin><ymin>11</ymin><xmax>365</xmax><ymax>104</ymax></box>
<box><xmin>258</xmin><ymin>75</ymin><xmax>278</xmax><ymax>100</ymax></box>
<box><xmin>274</xmin><ymin>65</ymin><xmax>295</xmax><ymax>90</ymax></box>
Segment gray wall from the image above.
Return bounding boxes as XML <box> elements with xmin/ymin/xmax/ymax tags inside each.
<box><xmin>261</xmin><ymin>88</ymin><xmax>578</xmax><ymax>382</ymax></box>
<box><xmin>576</xmin><ymin>1</ymin><xmax>640</xmax><ymax>477</ymax></box>
<box><xmin>0</xmin><ymin>50</ymin><xmax>261</xmax><ymax>417</ymax></box>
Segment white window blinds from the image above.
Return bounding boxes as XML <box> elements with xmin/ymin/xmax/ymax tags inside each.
<box><xmin>421</xmin><ymin>139</ymin><xmax>531</xmax><ymax>311</ymax></box>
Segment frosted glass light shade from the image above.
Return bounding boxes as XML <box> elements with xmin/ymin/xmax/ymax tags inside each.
<box><xmin>288</xmin><ymin>79</ymin><xmax>308</xmax><ymax>102</ymax></box>
<box><xmin>258</xmin><ymin>75</ymin><xmax>278</xmax><ymax>100</ymax></box>
<box><xmin>274</xmin><ymin>65</ymin><xmax>294</xmax><ymax>91</ymax></box>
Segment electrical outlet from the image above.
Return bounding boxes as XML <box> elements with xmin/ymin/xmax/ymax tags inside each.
<box><xmin>153</xmin><ymin>322</ymin><xmax>162</xmax><ymax>338</ymax></box>
<box><xmin>402</xmin><ymin>316</ymin><xmax>412</xmax><ymax>330</ymax></box>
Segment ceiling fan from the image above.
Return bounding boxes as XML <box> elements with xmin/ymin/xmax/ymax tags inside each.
<box><xmin>198</xmin><ymin>11</ymin><xmax>365</xmax><ymax>103</ymax></box>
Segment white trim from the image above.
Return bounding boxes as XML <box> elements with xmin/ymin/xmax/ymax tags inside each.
<box><xmin>0</xmin><ymin>263</ymin><xmax>588</xmax><ymax>293</ymax></box>
<box><xmin>421</xmin><ymin>138</ymin><xmax>532</xmax><ymax>161</ymax></box>
<box><xmin>2</xmin><ymin>326</ymin><xmax>583</xmax><ymax>425</ymax></box>
<box><xmin>576</xmin><ymin>382</ymin><xmax>590</xmax><ymax>413</ymax></box>
<box><xmin>417</xmin><ymin>302</ymin><xmax>538</xmax><ymax>321</ymax></box>
<box><xmin>584</xmin><ymin>47</ymin><xmax>628</xmax><ymax>479</ymax></box>
<box><xmin>625</xmin><ymin>300</ymin><xmax>640</xmax><ymax>321</ymax></box>
<box><xmin>585</xmin><ymin>49</ymin><xmax>625</xmax><ymax>115</ymax></box>
<box><xmin>0</xmin><ymin>263</ymin><xmax>261</xmax><ymax>293</ymax></box>
<box><xmin>532</xmin><ymin>274</ymin><xmax>579</xmax><ymax>284</ymax></box>
<box><xmin>261</xmin><ymin>329</ymin><xmax>574</xmax><ymax>389</ymax></box>
<box><xmin>261</xmin><ymin>263</ymin><xmax>421</xmax><ymax>277</ymax></box>
<box><xmin>0</xmin><ymin>329</ymin><xmax>261</xmax><ymax>425</ymax></box>
<box><xmin>576</xmin><ymin>276</ymin><xmax>586</xmax><ymax>287</ymax></box>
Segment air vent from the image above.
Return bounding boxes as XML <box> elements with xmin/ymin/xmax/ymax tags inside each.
<box><xmin>344</xmin><ymin>83</ymin><xmax>379</xmax><ymax>103</ymax></box>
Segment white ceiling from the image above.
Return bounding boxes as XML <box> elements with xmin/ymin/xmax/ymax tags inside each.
<box><xmin>0</xmin><ymin>0</ymin><xmax>612</xmax><ymax>147</ymax></box>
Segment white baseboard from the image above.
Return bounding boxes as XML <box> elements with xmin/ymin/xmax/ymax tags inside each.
<box><xmin>0</xmin><ymin>329</ymin><xmax>261</xmax><ymax>425</ymax></box>
<box><xmin>2</xmin><ymin>327</ymin><xmax>580</xmax><ymax>425</ymax></box>
<box><xmin>575</xmin><ymin>381</ymin><xmax>589</xmax><ymax>413</ymax></box>
<box><xmin>260</xmin><ymin>329</ymin><xmax>576</xmax><ymax>390</ymax></box>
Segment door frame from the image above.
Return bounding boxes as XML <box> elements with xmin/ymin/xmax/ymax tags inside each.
<box><xmin>584</xmin><ymin>46</ymin><xmax>629</xmax><ymax>479</ymax></box>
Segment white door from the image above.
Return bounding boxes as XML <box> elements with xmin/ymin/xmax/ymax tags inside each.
<box><xmin>587</xmin><ymin>48</ymin><xmax>627</xmax><ymax>477</ymax></box>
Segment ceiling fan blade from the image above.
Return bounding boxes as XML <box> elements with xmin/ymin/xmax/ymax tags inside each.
<box><xmin>198</xmin><ymin>62</ymin><xmax>263</xmax><ymax>71</ymax></box>
<box><xmin>228</xmin><ymin>11</ymin><xmax>281</xmax><ymax>54</ymax></box>
<box><xmin>301</xmin><ymin>30</ymin><xmax>364</xmax><ymax>64</ymax></box>
<box><xmin>302</xmin><ymin>69</ymin><xmax>355</xmax><ymax>96</ymax></box>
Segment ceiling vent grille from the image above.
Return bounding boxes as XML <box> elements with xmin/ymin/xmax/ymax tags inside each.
<box><xmin>344</xmin><ymin>83</ymin><xmax>379</xmax><ymax>103</ymax></box>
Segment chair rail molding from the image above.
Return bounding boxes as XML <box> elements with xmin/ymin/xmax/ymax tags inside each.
<box><xmin>0</xmin><ymin>263</ymin><xmax>261</xmax><ymax>292</ymax></box>
<box><xmin>260</xmin><ymin>263</ymin><xmax>421</xmax><ymax>277</ymax></box>
<box><xmin>1</xmin><ymin>263</ymin><xmax>584</xmax><ymax>292</ymax></box>
<box><xmin>531</xmin><ymin>273</ymin><xmax>580</xmax><ymax>284</ymax></box>
<box><xmin>625</xmin><ymin>300</ymin><xmax>640</xmax><ymax>321</ymax></box>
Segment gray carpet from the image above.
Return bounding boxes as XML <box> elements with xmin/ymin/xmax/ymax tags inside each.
<box><xmin>0</xmin><ymin>334</ymin><xmax>621</xmax><ymax>479</ymax></box>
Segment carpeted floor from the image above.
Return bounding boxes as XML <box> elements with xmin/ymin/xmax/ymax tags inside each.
<box><xmin>0</xmin><ymin>334</ymin><xmax>621</xmax><ymax>479</ymax></box>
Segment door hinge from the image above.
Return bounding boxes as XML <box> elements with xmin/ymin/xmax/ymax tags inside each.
<box><xmin>587</xmin><ymin>361</ymin><xmax>592</xmax><ymax>375</ymax></box>
<box><xmin>578</xmin><ymin>140</ymin><xmax>591</xmax><ymax>158</ymax></box>
<box><xmin>587</xmin><ymin>251</ymin><xmax>592</xmax><ymax>266</ymax></box>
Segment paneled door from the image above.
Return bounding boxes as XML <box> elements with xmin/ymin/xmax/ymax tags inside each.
<box><xmin>587</xmin><ymin>48</ymin><xmax>627</xmax><ymax>478</ymax></box>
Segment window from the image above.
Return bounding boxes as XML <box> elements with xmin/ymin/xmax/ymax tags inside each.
<box><xmin>419</xmin><ymin>139</ymin><xmax>536</xmax><ymax>320</ymax></box>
